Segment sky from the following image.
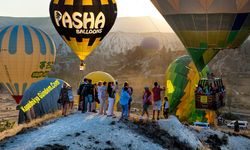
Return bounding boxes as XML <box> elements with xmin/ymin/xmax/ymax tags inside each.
<box><xmin>0</xmin><ymin>0</ymin><xmax>163</xmax><ymax>18</ymax></box>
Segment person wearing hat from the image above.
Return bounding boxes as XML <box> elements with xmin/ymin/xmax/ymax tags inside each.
<box><xmin>140</xmin><ymin>86</ymin><xmax>152</xmax><ymax>120</ymax></box>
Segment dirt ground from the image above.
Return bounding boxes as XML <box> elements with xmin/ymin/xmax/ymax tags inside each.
<box><xmin>0</xmin><ymin>94</ymin><xmax>18</xmax><ymax>122</ymax></box>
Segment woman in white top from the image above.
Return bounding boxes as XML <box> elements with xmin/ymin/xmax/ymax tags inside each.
<box><xmin>99</xmin><ymin>82</ymin><xmax>107</xmax><ymax>115</ymax></box>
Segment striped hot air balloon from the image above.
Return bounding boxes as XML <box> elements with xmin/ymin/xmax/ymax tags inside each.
<box><xmin>152</xmin><ymin>0</ymin><xmax>250</xmax><ymax>71</ymax></box>
<box><xmin>0</xmin><ymin>25</ymin><xmax>56</xmax><ymax>104</ymax></box>
<box><xmin>49</xmin><ymin>0</ymin><xmax>117</xmax><ymax>67</ymax></box>
<box><xmin>165</xmin><ymin>55</ymin><xmax>214</xmax><ymax>123</ymax></box>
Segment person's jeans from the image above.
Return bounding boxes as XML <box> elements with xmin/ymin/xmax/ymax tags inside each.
<box><xmin>121</xmin><ymin>104</ymin><xmax>128</xmax><ymax>119</ymax></box>
<box><xmin>85</xmin><ymin>95</ymin><xmax>93</xmax><ymax>112</ymax></box>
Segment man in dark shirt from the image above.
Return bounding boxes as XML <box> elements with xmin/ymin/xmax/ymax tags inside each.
<box><xmin>77</xmin><ymin>78</ymin><xmax>88</xmax><ymax>112</ymax></box>
<box><xmin>85</xmin><ymin>79</ymin><xmax>94</xmax><ymax>112</ymax></box>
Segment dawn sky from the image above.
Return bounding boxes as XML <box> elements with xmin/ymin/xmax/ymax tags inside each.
<box><xmin>0</xmin><ymin>0</ymin><xmax>163</xmax><ymax>18</ymax></box>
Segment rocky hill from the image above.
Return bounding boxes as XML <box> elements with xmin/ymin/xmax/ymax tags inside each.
<box><xmin>210</xmin><ymin>40</ymin><xmax>250</xmax><ymax>114</ymax></box>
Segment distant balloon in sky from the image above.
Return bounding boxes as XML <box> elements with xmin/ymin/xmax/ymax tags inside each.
<box><xmin>140</xmin><ymin>37</ymin><xmax>160</xmax><ymax>50</ymax></box>
<box><xmin>152</xmin><ymin>0</ymin><xmax>250</xmax><ymax>71</ymax></box>
<box><xmin>0</xmin><ymin>25</ymin><xmax>56</xmax><ymax>104</ymax></box>
<box><xmin>49</xmin><ymin>0</ymin><xmax>118</xmax><ymax>66</ymax></box>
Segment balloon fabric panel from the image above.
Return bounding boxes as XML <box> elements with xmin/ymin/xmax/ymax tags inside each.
<box><xmin>151</xmin><ymin>0</ymin><xmax>250</xmax><ymax>71</ymax></box>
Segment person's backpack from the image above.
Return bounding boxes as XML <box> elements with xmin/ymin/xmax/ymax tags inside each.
<box><xmin>85</xmin><ymin>84</ymin><xmax>93</xmax><ymax>95</ymax></box>
<box><xmin>81</xmin><ymin>84</ymin><xmax>87</xmax><ymax>96</ymax></box>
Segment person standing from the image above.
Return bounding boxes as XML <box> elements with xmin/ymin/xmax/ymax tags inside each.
<box><xmin>107</xmin><ymin>82</ymin><xmax>116</xmax><ymax>117</ymax></box>
<box><xmin>99</xmin><ymin>82</ymin><xmax>107</xmax><ymax>115</ymax></box>
<box><xmin>85</xmin><ymin>79</ymin><xmax>94</xmax><ymax>112</ymax></box>
<box><xmin>119</xmin><ymin>87</ymin><xmax>131</xmax><ymax>121</ymax></box>
<box><xmin>113</xmin><ymin>81</ymin><xmax>119</xmax><ymax>115</ymax></box>
<box><xmin>140</xmin><ymin>87</ymin><xmax>152</xmax><ymax>120</ymax></box>
<box><xmin>152</xmin><ymin>82</ymin><xmax>165</xmax><ymax>120</ymax></box>
<box><xmin>234</xmin><ymin>120</ymin><xmax>240</xmax><ymax>132</ymax></box>
<box><xmin>163</xmin><ymin>97</ymin><xmax>169</xmax><ymax>119</ymax></box>
<box><xmin>68</xmin><ymin>86</ymin><xmax>74</xmax><ymax>111</ymax></box>
<box><xmin>97</xmin><ymin>81</ymin><xmax>103</xmax><ymax>112</ymax></box>
<box><xmin>60</xmin><ymin>83</ymin><xmax>70</xmax><ymax>116</ymax></box>
<box><xmin>92</xmin><ymin>83</ymin><xmax>98</xmax><ymax>113</ymax></box>
<box><xmin>78</xmin><ymin>78</ymin><xmax>88</xmax><ymax>112</ymax></box>
<box><xmin>123</xmin><ymin>82</ymin><xmax>133</xmax><ymax>117</ymax></box>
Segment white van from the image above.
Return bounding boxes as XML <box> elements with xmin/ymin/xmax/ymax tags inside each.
<box><xmin>227</xmin><ymin>121</ymin><xmax>248</xmax><ymax>129</ymax></box>
<box><xmin>193</xmin><ymin>122</ymin><xmax>210</xmax><ymax>129</ymax></box>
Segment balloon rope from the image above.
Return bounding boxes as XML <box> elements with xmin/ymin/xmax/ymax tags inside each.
<box><xmin>147</xmin><ymin>16</ymin><xmax>162</xmax><ymax>33</ymax></box>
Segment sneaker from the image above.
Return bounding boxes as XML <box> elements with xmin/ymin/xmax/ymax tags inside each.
<box><xmin>107</xmin><ymin>115</ymin><xmax>112</xmax><ymax>117</ymax></box>
<box><xmin>118</xmin><ymin>117</ymin><xmax>123</xmax><ymax>122</ymax></box>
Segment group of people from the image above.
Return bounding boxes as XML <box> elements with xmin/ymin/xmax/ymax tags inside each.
<box><xmin>140</xmin><ymin>82</ymin><xmax>169</xmax><ymax>121</ymax></box>
<box><xmin>59</xmin><ymin>79</ymin><xmax>169</xmax><ymax>121</ymax></box>
<box><xmin>196</xmin><ymin>83</ymin><xmax>225</xmax><ymax>95</ymax></box>
<box><xmin>195</xmin><ymin>73</ymin><xmax>225</xmax><ymax>96</ymax></box>
<box><xmin>77</xmin><ymin>78</ymin><xmax>121</xmax><ymax>118</ymax></box>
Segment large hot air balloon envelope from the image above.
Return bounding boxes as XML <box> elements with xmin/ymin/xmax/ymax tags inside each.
<box><xmin>18</xmin><ymin>78</ymin><xmax>68</xmax><ymax>124</ymax></box>
<box><xmin>165</xmin><ymin>55</ymin><xmax>215</xmax><ymax>123</ymax></box>
<box><xmin>152</xmin><ymin>0</ymin><xmax>250</xmax><ymax>71</ymax></box>
<box><xmin>49</xmin><ymin>0</ymin><xmax>117</xmax><ymax>63</ymax></box>
<box><xmin>0</xmin><ymin>25</ymin><xmax>56</xmax><ymax>104</ymax></box>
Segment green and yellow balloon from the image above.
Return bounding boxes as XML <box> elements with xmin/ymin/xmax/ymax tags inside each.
<box><xmin>166</xmin><ymin>55</ymin><xmax>215</xmax><ymax>124</ymax></box>
<box><xmin>49</xmin><ymin>0</ymin><xmax>117</xmax><ymax>67</ymax></box>
<box><xmin>152</xmin><ymin>0</ymin><xmax>250</xmax><ymax>71</ymax></box>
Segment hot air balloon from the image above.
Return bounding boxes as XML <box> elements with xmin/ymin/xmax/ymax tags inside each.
<box><xmin>49</xmin><ymin>0</ymin><xmax>117</xmax><ymax>69</ymax></box>
<box><xmin>0</xmin><ymin>25</ymin><xmax>56</xmax><ymax>104</ymax></box>
<box><xmin>84</xmin><ymin>71</ymin><xmax>116</xmax><ymax>84</ymax></box>
<box><xmin>18</xmin><ymin>78</ymin><xmax>68</xmax><ymax>124</ymax></box>
<box><xmin>152</xmin><ymin>0</ymin><xmax>250</xmax><ymax>71</ymax></box>
<box><xmin>165</xmin><ymin>55</ymin><xmax>215</xmax><ymax>123</ymax></box>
